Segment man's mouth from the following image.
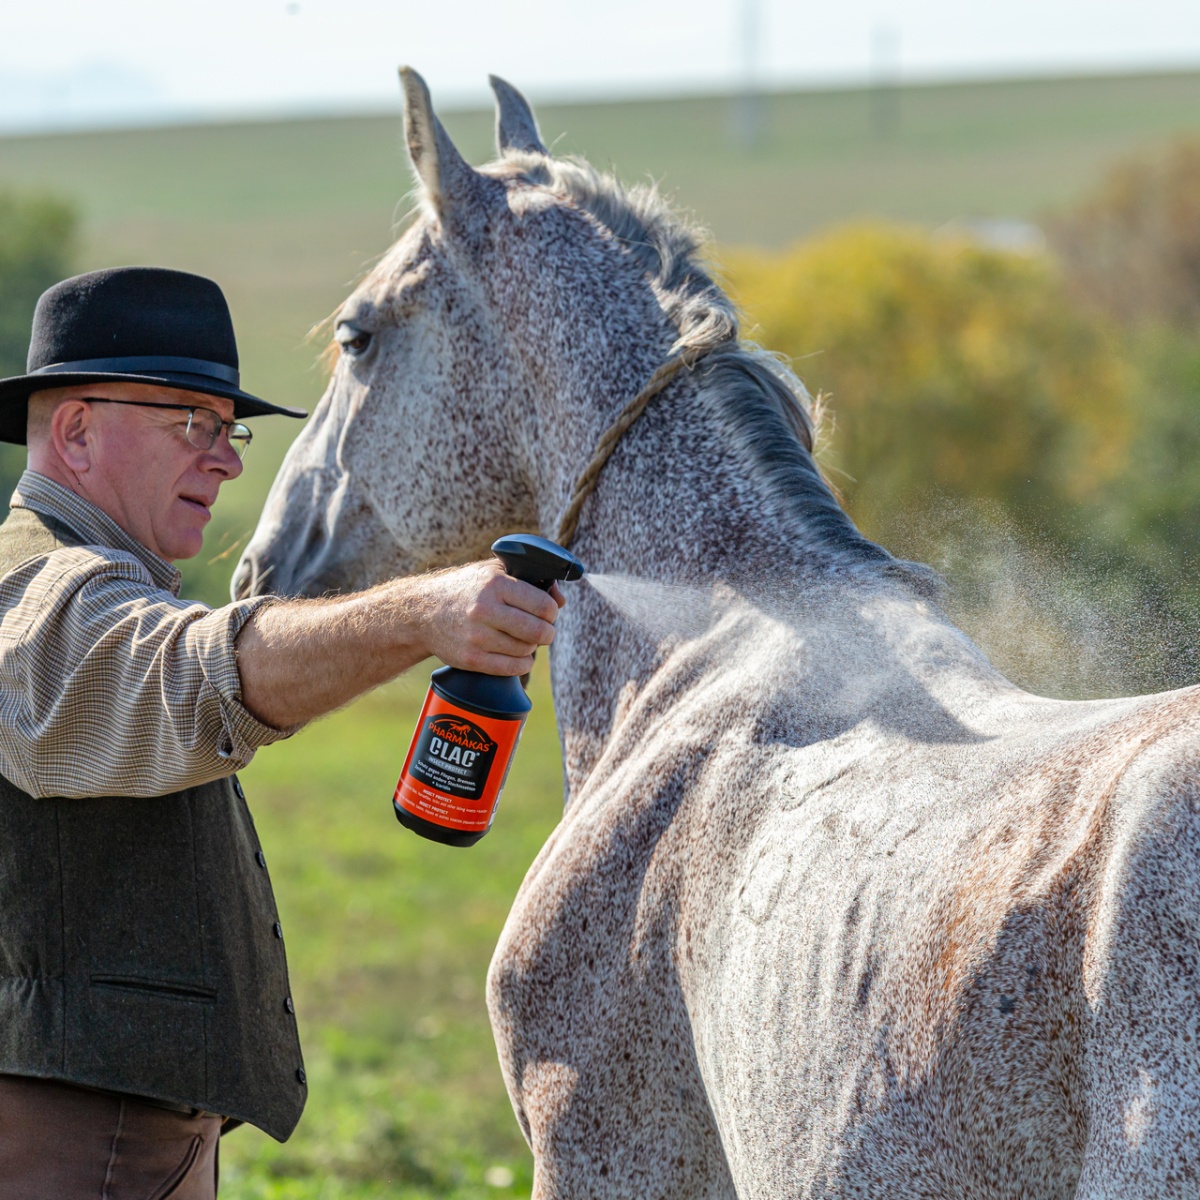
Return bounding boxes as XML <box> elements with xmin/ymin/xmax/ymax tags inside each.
<box><xmin>180</xmin><ymin>495</ymin><xmax>213</xmax><ymax>517</ymax></box>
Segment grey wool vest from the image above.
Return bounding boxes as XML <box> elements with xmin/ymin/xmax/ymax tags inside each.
<box><xmin>0</xmin><ymin>506</ymin><xmax>306</xmax><ymax>1141</ymax></box>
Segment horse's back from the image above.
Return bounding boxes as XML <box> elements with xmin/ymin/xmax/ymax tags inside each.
<box><xmin>491</xmin><ymin>672</ymin><xmax>1200</xmax><ymax>1198</ymax></box>
<box><xmin>688</xmin><ymin>683</ymin><xmax>1200</xmax><ymax>1198</ymax></box>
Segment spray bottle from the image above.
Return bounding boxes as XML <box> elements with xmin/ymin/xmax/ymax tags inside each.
<box><xmin>393</xmin><ymin>534</ymin><xmax>586</xmax><ymax>847</ymax></box>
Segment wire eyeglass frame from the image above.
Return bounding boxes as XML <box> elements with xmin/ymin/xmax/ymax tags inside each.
<box><xmin>80</xmin><ymin>398</ymin><xmax>253</xmax><ymax>459</ymax></box>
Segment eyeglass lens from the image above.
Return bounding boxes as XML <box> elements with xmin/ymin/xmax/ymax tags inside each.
<box><xmin>186</xmin><ymin>410</ymin><xmax>252</xmax><ymax>459</ymax></box>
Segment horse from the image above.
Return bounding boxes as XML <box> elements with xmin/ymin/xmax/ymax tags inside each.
<box><xmin>234</xmin><ymin>69</ymin><xmax>1200</xmax><ymax>1198</ymax></box>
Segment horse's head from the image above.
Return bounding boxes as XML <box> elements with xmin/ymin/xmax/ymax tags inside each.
<box><xmin>234</xmin><ymin>69</ymin><xmax>715</xmax><ymax>599</ymax></box>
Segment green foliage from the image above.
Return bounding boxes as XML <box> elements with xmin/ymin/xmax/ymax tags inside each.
<box><xmin>0</xmin><ymin>189</ymin><xmax>77</xmax><ymax>377</ymax></box>
<box><xmin>1103</xmin><ymin>328</ymin><xmax>1200</xmax><ymax>569</ymax></box>
<box><xmin>726</xmin><ymin>223</ymin><xmax>1136</xmax><ymax>553</ymax></box>
<box><xmin>1046</xmin><ymin>136</ymin><xmax>1200</xmax><ymax>329</ymax></box>
<box><xmin>0</xmin><ymin>190</ymin><xmax>78</xmax><ymax>504</ymax></box>
<box><xmin>1035</xmin><ymin>137</ymin><xmax>1200</xmax><ymax>679</ymax></box>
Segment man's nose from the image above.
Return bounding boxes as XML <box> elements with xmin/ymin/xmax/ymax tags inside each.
<box><xmin>205</xmin><ymin>431</ymin><xmax>245</xmax><ymax>478</ymax></box>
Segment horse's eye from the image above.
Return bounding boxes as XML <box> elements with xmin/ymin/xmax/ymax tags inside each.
<box><xmin>335</xmin><ymin>323</ymin><xmax>373</xmax><ymax>357</ymax></box>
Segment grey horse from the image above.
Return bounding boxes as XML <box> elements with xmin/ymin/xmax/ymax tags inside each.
<box><xmin>235</xmin><ymin>69</ymin><xmax>1200</xmax><ymax>1199</ymax></box>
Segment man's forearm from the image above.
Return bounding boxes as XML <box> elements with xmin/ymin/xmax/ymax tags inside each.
<box><xmin>235</xmin><ymin>579</ymin><xmax>431</xmax><ymax>729</ymax></box>
<box><xmin>234</xmin><ymin>561</ymin><xmax>561</xmax><ymax>730</ymax></box>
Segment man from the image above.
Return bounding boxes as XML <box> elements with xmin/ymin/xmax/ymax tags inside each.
<box><xmin>0</xmin><ymin>267</ymin><xmax>561</xmax><ymax>1198</ymax></box>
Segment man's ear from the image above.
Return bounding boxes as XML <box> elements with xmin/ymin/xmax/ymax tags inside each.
<box><xmin>49</xmin><ymin>400</ymin><xmax>94</xmax><ymax>473</ymax></box>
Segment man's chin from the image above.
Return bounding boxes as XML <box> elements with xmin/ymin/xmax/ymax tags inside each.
<box><xmin>164</xmin><ymin>503</ymin><xmax>213</xmax><ymax>563</ymax></box>
<box><xmin>161</xmin><ymin>528</ymin><xmax>206</xmax><ymax>563</ymax></box>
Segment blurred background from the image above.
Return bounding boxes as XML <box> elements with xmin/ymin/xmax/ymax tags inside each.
<box><xmin>4</xmin><ymin>3</ymin><xmax>1200</xmax><ymax>1195</ymax></box>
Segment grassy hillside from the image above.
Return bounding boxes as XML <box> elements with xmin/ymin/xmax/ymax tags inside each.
<box><xmin>3</xmin><ymin>71</ymin><xmax>1200</xmax><ymax>1196</ymax></box>
<box><xmin>2</xmin><ymin>69</ymin><xmax>1200</xmax><ymax>601</ymax></box>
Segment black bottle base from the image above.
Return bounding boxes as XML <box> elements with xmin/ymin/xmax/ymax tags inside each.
<box><xmin>394</xmin><ymin>802</ymin><xmax>488</xmax><ymax>848</ymax></box>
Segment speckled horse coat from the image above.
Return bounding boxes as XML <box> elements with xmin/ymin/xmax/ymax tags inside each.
<box><xmin>236</xmin><ymin>70</ymin><xmax>1200</xmax><ymax>1198</ymax></box>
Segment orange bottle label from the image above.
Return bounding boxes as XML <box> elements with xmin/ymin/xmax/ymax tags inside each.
<box><xmin>394</xmin><ymin>689</ymin><xmax>526</xmax><ymax>833</ymax></box>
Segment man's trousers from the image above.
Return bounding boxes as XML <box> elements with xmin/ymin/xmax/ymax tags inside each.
<box><xmin>0</xmin><ymin>1075</ymin><xmax>221</xmax><ymax>1198</ymax></box>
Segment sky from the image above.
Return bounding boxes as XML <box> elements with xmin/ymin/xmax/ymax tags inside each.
<box><xmin>3</xmin><ymin>0</ymin><xmax>1200</xmax><ymax>133</ymax></box>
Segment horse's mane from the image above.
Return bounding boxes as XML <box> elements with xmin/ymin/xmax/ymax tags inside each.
<box><xmin>501</xmin><ymin>152</ymin><xmax>938</xmax><ymax>595</ymax></box>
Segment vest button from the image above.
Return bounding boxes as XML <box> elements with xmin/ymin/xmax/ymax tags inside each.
<box><xmin>285</xmin><ymin>996</ymin><xmax>295</xmax><ymax>1014</ymax></box>
<box><xmin>273</xmin><ymin>922</ymin><xmax>283</xmax><ymax>939</ymax></box>
<box><xmin>232</xmin><ymin>778</ymin><xmax>245</xmax><ymax>800</ymax></box>
<box><xmin>256</xmin><ymin>850</ymin><xmax>266</xmax><ymax>868</ymax></box>
<box><xmin>296</xmin><ymin>1068</ymin><xmax>307</xmax><ymax>1085</ymax></box>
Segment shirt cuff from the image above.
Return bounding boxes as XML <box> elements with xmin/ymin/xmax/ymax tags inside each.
<box><xmin>184</xmin><ymin>596</ymin><xmax>300</xmax><ymax>762</ymax></box>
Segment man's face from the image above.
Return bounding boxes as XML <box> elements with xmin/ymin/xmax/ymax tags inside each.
<box><xmin>36</xmin><ymin>381</ymin><xmax>246</xmax><ymax>562</ymax></box>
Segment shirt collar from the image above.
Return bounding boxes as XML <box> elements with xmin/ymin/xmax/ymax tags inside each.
<box><xmin>10</xmin><ymin>471</ymin><xmax>182</xmax><ymax>595</ymax></box>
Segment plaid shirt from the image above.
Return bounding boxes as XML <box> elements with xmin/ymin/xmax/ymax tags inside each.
<box><xmin>0</xmin><ymin>471</ymin><xmax>290</xmax><ymax>799</ymax></box>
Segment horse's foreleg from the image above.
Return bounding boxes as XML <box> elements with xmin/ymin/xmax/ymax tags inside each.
<box><xmin>487</xmin><ymin>843</ymin><xmax>737</xmax><ymax>1200</ymax></box>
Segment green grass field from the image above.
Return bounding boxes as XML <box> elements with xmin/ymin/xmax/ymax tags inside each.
<box><xmin>219</xmin><ymin>665</ymin><xmax>563</xmax><ymax>1198</ymax></box>
<box><xmin>3</xmin><ymin>70</ymin><xmax>1200</xmax><ymax>1195</ymax></box>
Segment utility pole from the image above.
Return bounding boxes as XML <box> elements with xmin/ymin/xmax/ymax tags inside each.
<box><xmin>732</xmin><ymin>0</ymin><xmax>764</xmax><ymax>150</ymax></box>
<box><xmin>870</xmin><ymin>22</ymin><xmax>901</xmax><ymax>141</ymax></box>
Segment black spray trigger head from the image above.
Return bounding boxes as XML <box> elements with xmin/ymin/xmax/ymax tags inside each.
<box><xmin>492</xmin><ymin>534</ymin><xmax>586</xmax><ymax>590</ymax></box>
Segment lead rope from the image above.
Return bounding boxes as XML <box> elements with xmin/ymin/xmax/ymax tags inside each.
<box><xmin>554</xmin><ymin>349</ymin><xmax>700</xmax><ymax>549</ymax></box>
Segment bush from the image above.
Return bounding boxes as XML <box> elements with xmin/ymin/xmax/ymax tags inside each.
<box><xmin>1045</xmin><ymin>136</ymin><xmax>1200</xmax><ymax>330</ymax></box>
<box><xmin>0</xmin><ymin>190</ymin><xmax>77</xmax><ymax>377</ymax></box>
<box><xmin>0</xmin><ymin>190</ymin><xmax>78</xmax><ymax>503</ymax></box>
<box><xmin>1041</xmin><ymin>140</ymin><xmax>1200</xmax><ymax>654</ymax></box>
<box><xmin>724</xmin><ymin>223</ymin><xmax>1135</xmax><ymax>554</ymax></box>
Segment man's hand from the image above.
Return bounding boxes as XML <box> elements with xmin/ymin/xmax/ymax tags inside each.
<box><xmin>235</xmin><ymin>560</ymin><xmax>566</xmax><ymax>731</ymax></box>
<box><xmin>417</xmin><ymin>561</ymin><xmax>564</xmax><ymax>677</ymax></box>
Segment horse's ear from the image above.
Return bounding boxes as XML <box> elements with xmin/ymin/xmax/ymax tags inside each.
<box><xmin>489</xmin><ymin>75</ymin><xmax>548</xmax><ymax>156</ymax></box>
<box><xmin>399</xmin><ymin>66</ymin><xmax>484</xmax><ymax>220</ymax></box>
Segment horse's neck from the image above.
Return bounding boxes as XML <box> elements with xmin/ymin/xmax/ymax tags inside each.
<box><xmin>529</xmin><ymin>330</ymin><xmax>671</xmax><ymax>542</ymax></box>
<box><xmin>549</xmin><ymin>573</ymin><xmax>1010</xmax><ymax>802</ymax></box>
<box><xmin>542</xmin><ymin>372</ymin><xmax>1009</xmax><ymax>798</ymax></box>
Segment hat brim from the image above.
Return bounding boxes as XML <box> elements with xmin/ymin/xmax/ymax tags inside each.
<box><xmin>0</xmin><ymin>369</ymin><xmax>307</xmax><ymax>445</ymax></box>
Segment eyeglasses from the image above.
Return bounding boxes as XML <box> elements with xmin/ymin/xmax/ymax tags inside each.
<box><xmin>81</xmin><ymin>399</ymin><xmax>253</xmax><ymax>460</ymax></box>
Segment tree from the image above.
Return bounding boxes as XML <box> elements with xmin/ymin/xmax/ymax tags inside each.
<box><xmin>1045</xmin><ymin>136</ymin><xmax>1200</xmax><ymax>330</ymax></box>
<box><xmin>724</xmin><ymin>223</ymin><xmax>1134</xmax><ymax>555</ymax></box>
<box><xmin>0</xmin><ymin>190</ymin><xmax>78</xmax><ymax>502</ymax></box>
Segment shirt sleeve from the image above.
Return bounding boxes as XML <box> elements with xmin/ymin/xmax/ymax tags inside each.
<box><xmin>0</xmin><ymin>544</ymin><xmax>295</xmax><ymax>799</ymax></box>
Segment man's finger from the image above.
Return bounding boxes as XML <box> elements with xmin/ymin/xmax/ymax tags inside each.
<box><xmin>477</xmin><ymin>629</ymin><xmax>543</xmax><ymax>658</ymax></box>
<box><xmin>493</xmin><ymin>609</ymin><xmax>556</xmax><ymax>647</ymax></box>
<box><xmin>496</xmin><ymin>576</ymin><xmax>561</xmax><ymax>624</ymax></box>
<box><xmin>476</xmin><ymin>652</ymin><xmax>536</xmax><ymax>677</ymax></box>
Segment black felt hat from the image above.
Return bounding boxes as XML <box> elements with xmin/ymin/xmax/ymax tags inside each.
<box><xmin>0</xmin><ymin>266</ymin><xmax>307</xmax><ymax>444</ymax></box>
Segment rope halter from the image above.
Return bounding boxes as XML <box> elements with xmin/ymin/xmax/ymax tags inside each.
<box><xmin>554</xmin><ymin>348</ymin><xmax>702</xmax><ymax>549</ymax></box>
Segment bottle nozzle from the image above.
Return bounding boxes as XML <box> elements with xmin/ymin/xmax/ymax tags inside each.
<box><xmin>491</xmin><ymin>534</ymin><xmax>586</xmax><ymax>591</ymax></box>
